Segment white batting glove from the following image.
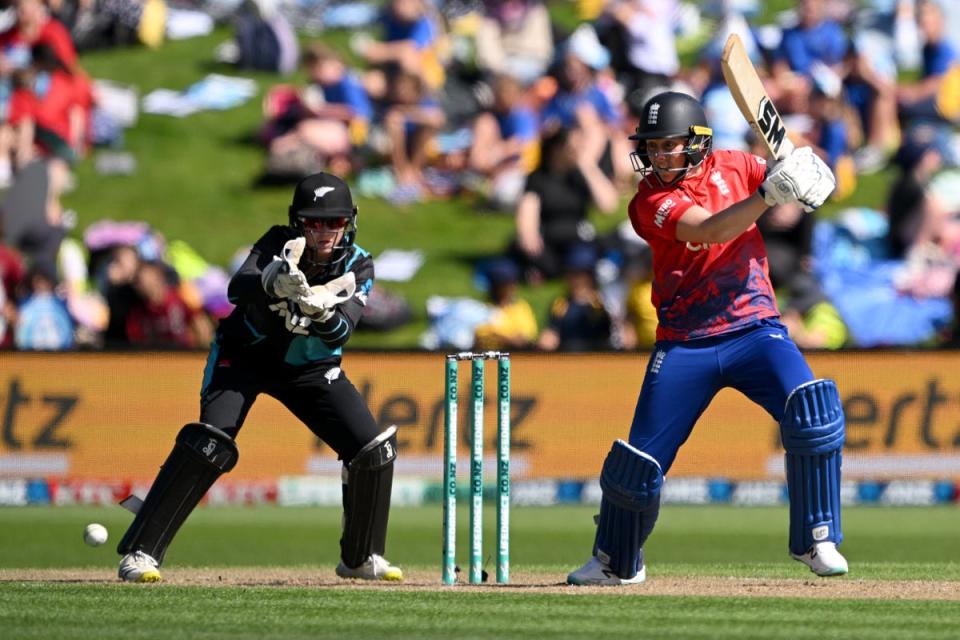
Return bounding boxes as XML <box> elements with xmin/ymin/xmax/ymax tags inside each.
<box><xmin>795</xmin><ymin>154</ymin><xmax>836</xmax><ymax>213</ymax></box>
<box><xmin>296</xmin><ymin>272</ymin><xmax>357</xmax><ymax>320</ymax></box>
<box><xmin>759</xmin><ymin>147</ymin><xmax>836</xmax><ymax>212</ymax></box>
<box><xmin>261</xmin><ymin>237</ymin><xmax>311</xmax><ymax>299</ymax></box>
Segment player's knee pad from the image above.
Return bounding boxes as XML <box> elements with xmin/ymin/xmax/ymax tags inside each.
<box><xmin>593</xmin><ymin>440</ymin><xmax>663</xmax><ymax>579</ymax></box>
<box><xmin>781</xmin><ymin>379</ymin><xmax>844</xmax><ymax>555</ymax></box>
<box><xmin>340</xmin><ymin>426</ymin><xmax>397</xmax><ymax>568</ymax></box>
<box><xmin>117</xmin><ymin>423</ymin><xmax>238</xmax><ymax>563</ymax></box>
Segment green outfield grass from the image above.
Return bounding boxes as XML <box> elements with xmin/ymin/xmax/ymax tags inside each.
<box><xmin>3</xmin><ymin>583</ymin><xmax>958</xmax><ymax>640</ymax></box>
<box><xmin>1</xmin><ymin>505</ymin><xmax>958</xmax><ymax>639</ymax></box>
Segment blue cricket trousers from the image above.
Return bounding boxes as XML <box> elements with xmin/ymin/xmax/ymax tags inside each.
<box><xmin>628</xmin><ymin>319</ymin><xmax>814</xmax><ymax>473</ymax></box>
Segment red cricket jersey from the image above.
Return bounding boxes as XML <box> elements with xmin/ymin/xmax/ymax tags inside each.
<box><xmin>0</xmin><ymin>19</ymin><xmax>78</xmax><ymax>70</ymax></box>
<box><xmin>7</xmin><ymin>69</ymin><xmax>79</xmax><ymax>142</ymax></box>
<box><xmin>627</xmin><ymin>149</ymin><xmax>780</xmax><ymax>342</ymax></box>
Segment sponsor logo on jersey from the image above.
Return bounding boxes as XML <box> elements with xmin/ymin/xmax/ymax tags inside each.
<box><xmin>654</xmin><ymin>198</ymin><xmax>675</xmax><ymax>228</ymax></box>
<box><xmin>268</xmin><ymin>301</ymin><xmax>312</xmax><ymax>335</ymax></box>
<box><xmin>710</xmin><ymin>170</ymin><xmax>730</xmax><ymax>196</ymax></box>
<box><xmin>685</xmin><ymin>242</ymin><xmax>711</xmax><ymax>252</ymax></box>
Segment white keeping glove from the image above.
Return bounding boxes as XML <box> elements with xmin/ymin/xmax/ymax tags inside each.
<box><xmin>261</xmin><ymin>237</ymin><xmax>311</xmax><ymax>299</ymax></box>
<box><xmin>296</xmin><ymin>272</ymin><xmax>357</xmax><ymax>321</ymax></box>
<box><xmin>759</xmin><ymin>146</ymin><xmax>836</xmax><ymax>212</ymax></box>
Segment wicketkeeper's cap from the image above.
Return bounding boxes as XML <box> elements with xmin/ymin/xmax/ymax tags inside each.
<box><xmin>289</xmin><ymin>172</ymin><xmax>356</xmax><ymax>218</ymax></box>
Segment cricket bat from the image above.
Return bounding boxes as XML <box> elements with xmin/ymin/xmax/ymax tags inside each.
<box><xmin>119</xmin><ymin>494</ymin><xmax>143</xmax><ymax>514</ymax></box>
<box><xmin>720</xmin><ymin>33</ymin><xmax>795</xmax><ymax>161</ymax></box>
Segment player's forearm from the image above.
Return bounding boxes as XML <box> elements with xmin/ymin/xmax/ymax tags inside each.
<box><xmin>677</xmin><ymin>193</ymin><xmax>769</xmax><ymax>244</ymax></box>
<box><xmin>309</xmin><ymin>298</ymin><xmax>365</xmax><ymax>346</ymax></box>
<box><xmin>309</xmin><ymin>310</ymin><xmax>354</xmax><ymax>347</ymax></box>
<box><xmin>307</xmin><ymin>287</ymin><xmax>367</xmax><ymax>346</ymax></box>
<box><xmin>711</xmin><ymin>193</ymin><xmax>770</xmax><ymax>242</ymax></box>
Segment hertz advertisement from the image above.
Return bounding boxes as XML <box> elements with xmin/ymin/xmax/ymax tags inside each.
<box><xmin>1</xmin><ymin>351</ymin><xmax>959</xmax><ymax>481</ymax></box>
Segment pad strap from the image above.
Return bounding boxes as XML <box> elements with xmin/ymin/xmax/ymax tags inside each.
<box><xmin>117</xmin><ymin>423</ymin><xmax>238</xmax><ymax>563</ymax></box>
<box><xmin>340</xmin><ymin>426</ymin><xmax>397</xmax><ymax>568</ymax></box>
<box><xmin>782</xmin><ymin>380</ymin><xmax>845</xmax><ymax>555</ymax></box>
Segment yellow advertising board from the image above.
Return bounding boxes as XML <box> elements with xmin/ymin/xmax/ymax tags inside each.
<box><xmin>1</xmin><ymin>351</ymin><xmax>958</xmax><ymax>480</ymax></box>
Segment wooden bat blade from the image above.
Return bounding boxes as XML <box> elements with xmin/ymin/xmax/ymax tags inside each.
<box><xmin>720</xmin><ymin>33</ymin><xmax>795</xmax><ymax>160</ymax></box>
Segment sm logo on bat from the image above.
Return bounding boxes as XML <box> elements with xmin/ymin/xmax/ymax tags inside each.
<box><xmin>756</xmin><ymin>97</ymin><xmax>786</xmax><ymax>154</ymax></box>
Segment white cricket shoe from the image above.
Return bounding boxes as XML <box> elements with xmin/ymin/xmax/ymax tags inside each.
<box><xmin>335</xmin><ymin>554</ymin><xmax>403</xmax><ymax>582</ymax></box>
<box><xmin>118</xmin><ymin>550</ymin><xmax>162</xmax><ymax>583</ymax></box>
<box><xmin>791</xmin><ymin>542</ymin><xmax>849</xmax><ymax>577</ymax></box>
<box><xmin>567</xmin><ymin>556</ymin><xmax>646</xmax><ymax>586</ymax></box>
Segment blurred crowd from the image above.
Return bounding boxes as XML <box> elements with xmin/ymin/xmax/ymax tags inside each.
<box><xmin>1</xmin><ymin>0</ymin><xmax>960</xmax><ymax>352</ymax></box>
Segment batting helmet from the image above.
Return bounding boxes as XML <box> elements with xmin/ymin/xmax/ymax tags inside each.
<box><xmin>628</xmin><ymin>91</ymin><xmax>713</xmax><ymax>184</ymax></box>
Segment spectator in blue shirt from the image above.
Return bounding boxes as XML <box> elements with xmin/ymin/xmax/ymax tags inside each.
<box><xmin>898</xmin><ymin>0</ymin><xmax>959</xmax><ymax>126</ymax></box>
<box><xmin>468</xmin><ymin>74</ymin><xmax>540</xmax><ymax>210</ymax></box>
<box><xmin>809</xmin><ymin>83</ymin><xmax>852</xmax><ymax>172</ymax></box>
<box><xmin>352</xmin><ymin>0</ymin><xmax>445</xmax><ymax>94</ymax></box>
<box><xmin>539</xmin><ymin>25</ymin><xmax>631</xmax><ymax>186</ymax></box>
<box><xmin>382</xmin><ymin>69</ymin><xmax>446</xmax><ymax>202</ymax></box>
<box><xmin>14</xmin><ymin>265</ymin><xmax>73</xmax><ymax>350</ymax></box>
<box><xmin>777</xmin><ymin>3</ymin><xmax>848</xmax><ymax>74</ymax></box>
<box><xmin>540</xmin><ymin>26</ymin><xmax>620</xmax><ymax>132</ymax></box>
<box><xmin>304</xmin><ymin>43</ymin><xmax>374</xmax><ymax>124</ymax></box>
<box><xmin>262</xmin><ymin>43</ymin><xmax>374</xmax><ymax>178</ymax></box>
<box><xmin>771</xmin><ymin>0</ymin><xmax>848</xmax><ymax>115</ymax></box>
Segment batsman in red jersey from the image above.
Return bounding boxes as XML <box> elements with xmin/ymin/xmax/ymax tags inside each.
<box><xmin>568</xmin><ymin>92</ymin><xmax>848</xmax><ymax>586</ymax></box>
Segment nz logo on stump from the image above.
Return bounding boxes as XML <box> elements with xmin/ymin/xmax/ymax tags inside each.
<box><xmin>756</xmin><ymin>97</ymin><xmax>787</xmax><ymax>156</ymax></box>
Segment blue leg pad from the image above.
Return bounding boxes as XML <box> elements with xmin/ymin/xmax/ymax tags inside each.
<box><xmin>593</xmin><ymin>440</ymin><xmax>662</xmax><ymax>579</ymax></box>
<box><xmin>782</xmin><ymin>379</ymin><xmax>845</xmax><ymax>555</ymax></box>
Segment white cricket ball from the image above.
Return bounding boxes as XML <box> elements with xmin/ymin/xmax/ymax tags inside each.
<box><xmin>83</xmin><ymin>523</ymin><xmax>108</xmax><ymax>547</ymax></box>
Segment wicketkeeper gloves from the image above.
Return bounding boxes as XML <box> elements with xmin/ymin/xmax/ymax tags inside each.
<box><xmin>261</xmin><ymin>237</ymin><xmax>312</xmax><ymax>299</ymax></box>
<box><xmin>296</xmin><ymin>272</ymin><xmax>357</xmax><ymax>321</ymax></box>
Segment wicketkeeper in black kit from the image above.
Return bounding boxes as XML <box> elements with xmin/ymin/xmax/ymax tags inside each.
<box><xmin>116</xmin><ymin>172</ymin><xmax>402</xmax><ymax>583</ymax></box>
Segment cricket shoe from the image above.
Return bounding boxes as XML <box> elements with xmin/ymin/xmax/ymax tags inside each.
<box><xmin>118</xmin><ymin>550</ymin><xmax>162</xmax><ymax>583</ymax></box>
<box><xmin>335</xmin><ymin>554</ymin><xmax>403</xmax><ymax>582</ymax></box>
<box><xmin>566</xmin><ymin>556</ymin><xmax>646</xmax><ymax>586</ymax></box>
<box><xmin>791</xmin><ymin>542</ymin><xmax>848</xmax><ymax>577</ymax></box>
